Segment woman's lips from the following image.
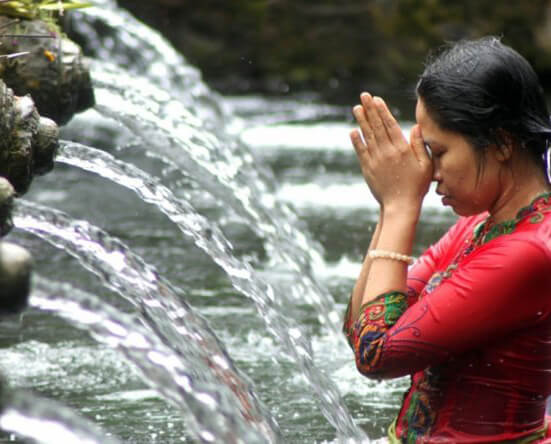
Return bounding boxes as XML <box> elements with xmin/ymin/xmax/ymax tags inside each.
<box><xmin>436</xmin><ymin>190</ymin><xmax>451</xmax><ymax>206</ymax></box>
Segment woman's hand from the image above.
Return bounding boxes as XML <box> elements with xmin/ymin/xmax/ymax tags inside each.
<box><xmin>350</xmin><ymin>93</ymin><xmax>433</xmax><ymax>215</ymax></box>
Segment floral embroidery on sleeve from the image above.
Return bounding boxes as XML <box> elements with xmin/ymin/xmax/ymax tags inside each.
<box><xmin>343</xmin><ymin>291</ymin><xmax>408</xmax><ymax>374</ymax></box>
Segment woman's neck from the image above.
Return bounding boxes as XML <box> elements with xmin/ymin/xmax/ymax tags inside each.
<box><xmin>489</xmin><ymin>163</ymin><xmax>550</xmax><ymax>224</ymax></box>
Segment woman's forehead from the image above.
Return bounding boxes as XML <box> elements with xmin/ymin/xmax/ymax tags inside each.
<box><xmin>415</xmin><ymin>100</ymin><xmax>441</xmax><ymax>138</ymax></box>
<box><xmin>415</xmin><ymin>99</ymin><xmax>472</xmax><ymax>149</ymax></box>
<box><xmin>415</xmin><ymin>99</ymin><xmax>432</xmax><ymax>125</ymax></box>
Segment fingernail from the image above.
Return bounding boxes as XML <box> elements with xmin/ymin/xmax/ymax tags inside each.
<box><xmin>373</xmin><ymin>96</ymin><xmax>384</xmax><ymax>105</ymax></box>
<box><xmin>353</xmin><ymin>105</ymin><xmax>363</xmax><ymax>113</ymax></box>
<box><xmin>360</xmin><ymin>92</ymin><xmax>371</xmax><ymax>100</ymax></box>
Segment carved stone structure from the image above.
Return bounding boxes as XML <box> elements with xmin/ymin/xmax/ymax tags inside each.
<box><xmin>0</xmin><ymin>17</ymin><xmax>94</xmax><ymax>125</ymax></box>
<box><xmin>0</xmin><ymin>79</ymin><xmax>59</xmax><ymax>195</ymax></box>
<box><xmin>0</xmin><ymin>11</ymin><xmax>95</xmax><ymax>316</ymax></box>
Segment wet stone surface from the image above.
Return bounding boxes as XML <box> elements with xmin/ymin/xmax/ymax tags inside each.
<box><xmin>0</xmin><ymin>16</ymin><xmax>95</xmax><ymax>125</ymax></box>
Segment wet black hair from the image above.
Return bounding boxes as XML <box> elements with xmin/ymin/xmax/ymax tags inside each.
<box><xmin>416</xmin><ymin>36</ymin><xmax>551</xmax><ymax>168</ymax></box>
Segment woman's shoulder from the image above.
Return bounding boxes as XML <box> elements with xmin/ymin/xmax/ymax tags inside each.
<box><xmin>513</xmin><ymin>209</ymin><xmax>551</xmax><ymax>253</ymax></box>
<box><xmin>454</xmin><ymin>209</ymin><xmax>551</xmax><ymax>270</ymax></box>
<box><xmin>482</xmin><ymin>209</ymin><xmax>551</xmax><ymax>267</ymax></box>
<box><xmin>472</xmin><ymin>193</ymin><xmax>551</xmax><ymax>255</ymax></box>
<box><xmin>510</xmin><ymin>195</ymin><xmax>551</xmax><ymax>240</ymax></box>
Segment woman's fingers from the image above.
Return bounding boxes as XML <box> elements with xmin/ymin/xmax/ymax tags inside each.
<box><xmin>352</xmin><ymin>104</ymin><xmax>375</xmax><ymax>150</ymax></box>
<box><xmin>350</xmin><ymin>94</ymin><xmax>431</xmax><ymax>206</ymax></box>
<box><xmin>350</xmin><ymin>128</ymin><xmax>375</xmax><ymax>188</ymax></box>
<box><xmin>373</xmin><ymin>97</ymin><xmax>406</xmax><ymax>148</ymax></box>
<box><xmin>361</xmin><ymin>93</ymin><xmax>390</xmax><ymax>147</ymax></box>
<box><xmin>350</xmin><ymin>128</ymin><xmax>366</xmax><ymax>156</ymax></box>
<box><xmin>410</xmin><ymin>124</ymin><xmax>429</xmax><ymax>163</ymax></box>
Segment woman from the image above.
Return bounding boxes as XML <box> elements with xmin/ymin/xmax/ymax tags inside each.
<box><xmin>343</xmin><ymin>37</ymin><xmax>551</xmax><ymax>443</ymax></box>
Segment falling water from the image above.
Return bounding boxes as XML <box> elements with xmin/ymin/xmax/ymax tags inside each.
<box><xmin>66</xmin><ymin>1</ymin><xmax>342</xmax><ymax>330</ymax></box>
<box><xmin>0</xmin><ymin>389</ymin><xmax>121</xmax><ymax>444</ymax></box>
<box><xmin>13</xmin><ymin>200</ymin><xmax>278</xmax><ymax>443</ymax></box>
<box><xmin>29</xmin><ymin>276</ymin><xmax>272</xmax><ymax>444</ymax></box>
<box><xmin>65</xmin><ymin>0</ymin><xmax>229</xmax><ymax>126</ymax></box>
<box><xmin>54</xmin><ymin>140</ymin><xmax>367</xmax><ymax>441</ymax></box>
<box><xmin>90</xmin><ymin>67</ymin><xmax>340</xmax><ymax>331</ymax></box>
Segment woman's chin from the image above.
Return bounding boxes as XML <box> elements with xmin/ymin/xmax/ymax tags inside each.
<box><xmin>450</xmin><ymin>205</ymin><xmax>481</xmax><ymax>217</ymax></box>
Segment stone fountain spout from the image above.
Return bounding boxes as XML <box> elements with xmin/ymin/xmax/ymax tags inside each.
<box><xmin>0</xmin><ymin>178</ymin><xmax>31</xmax><ymax>314</ymax></box>
<box><xmin>0</xmin><ymin>177</ymin><xmax>14</xmax><ymax>236</ymax></box>
<box><xmin>0</xmin><ymin>9</ymin><xmax>92</xmax><ymax>316</ymax></box>
<box><xmin>0</xmin><ymin>77</ymin><xmax>58</xmax><ymax>334</ymax></box>
<box><xmin>0</xmin><ymin>241</ymin><xmax>32</xmax><ymax>314</ymax></box>
<box><xmin>0</xmin><ymin>71</ymin><xmax>60</xmax><ymax>321</ymax></box>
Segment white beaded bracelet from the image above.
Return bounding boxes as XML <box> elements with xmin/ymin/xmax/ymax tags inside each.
<box><xmin>367</xmin><ymin>249</ymin><xmax>414</xmax><ymax>265</ymax></box>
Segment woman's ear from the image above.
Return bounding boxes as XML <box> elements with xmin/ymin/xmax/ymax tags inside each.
<box><xmin>494</xmin><ymin>130</ymin><xmax>514</xmax><ymax>162</ymax></box>
<box><xmin>495</xmin><ymin>144</ymin><xmax>512</xmax><ymax>162</ymax></box>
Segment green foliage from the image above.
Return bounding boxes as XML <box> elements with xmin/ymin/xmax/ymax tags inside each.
<box><xmin>117</xmin><ymin>0</ymin><xmax>551</xmax><ymax>107</ymax></box>
<box><xmin>0</xmin><ymin>0</ymin><xmax>92</xmax><ymax>27</ymax></box>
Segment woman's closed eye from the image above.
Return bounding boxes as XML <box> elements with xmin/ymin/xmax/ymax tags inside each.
<box><xmin>429</xmin><ymin>146</ymin><xmax>445</xmax><ymax>159</ymax></box>
<box><xmin>424</xmin><ymin>144</ymin><xmax>444</xmax><ymax>159</ymax></box>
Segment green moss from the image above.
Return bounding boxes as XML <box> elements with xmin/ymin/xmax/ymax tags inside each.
<box><xmin>0</xmin><ymin>0</ymin><xmax>91</xmax><ymax>30</ymax></box>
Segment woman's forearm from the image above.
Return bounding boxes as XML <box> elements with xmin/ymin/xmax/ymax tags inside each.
<box><xmin>348</xmin><ymin>211</ymin><xmax>383</xmax><ymax>322</ymax></box>
<box><xmin>362</xmin><ymin>204</ymin><xmax>420</xmax><ymax>305</ymax></box>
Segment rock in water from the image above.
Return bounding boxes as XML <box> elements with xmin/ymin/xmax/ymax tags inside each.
<box><xmin>0</xmin><ymin>79</ymin><xmax>59</xmax><ymax>194</ymax></box>
<box><xmin>0</xmin><ymin>242</ymin><xmax>32</xmax><ymax>315</ymax></box>
<box><xmin>0</xmin><ymin>178</ymin><xmax>14</xmax><ymax>236</ymax></box>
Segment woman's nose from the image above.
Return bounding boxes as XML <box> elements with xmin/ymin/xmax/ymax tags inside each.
<box><xmin>432</xmin><ymin>163</ymin><xmax>442</xmax><ymax>182</ymax></box>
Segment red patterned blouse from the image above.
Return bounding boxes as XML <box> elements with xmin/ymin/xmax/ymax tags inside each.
<box><xmin>343</xmin><ymin>193</ymin><xmax>551</xmax><ymax>443</ymax></box>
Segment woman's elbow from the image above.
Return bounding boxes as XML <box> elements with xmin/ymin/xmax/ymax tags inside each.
<box><xmin>354</xmin><ymin>350</ymin><xmax>412</xmax><ymax>380</ymax></box>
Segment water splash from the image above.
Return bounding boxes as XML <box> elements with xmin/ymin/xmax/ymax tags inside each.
<box><xmin>89</xmin><ymin>60</ymin><xmax>264</xmax><ymax>189</ymax></box>
<box><xmin>30</xmin><ymin>275</ymin><xmax>271</xmax><ymax>444</ymax></box>
<box><xmin>56</xmin><ymin>139</ymin><xmax>334</xmax><ymax>325</ymax></box>
<box><xmin>53</xmin><ymin>141</ymin><xmax>368</xmax><ymax>442</ymax></box>
<box><xmin>0</xmin><ymin>389</ymin><xmax>121</xmax><ymax>444</ymax></box>
<box><xmin>66</xmin><ymin>0</ymin><xmax>226</xmax><ymax>127</ymax></box>
<box><xmin>68</xmin><ymin>1</ymin><xmax>341</xmax><ymax>331</ymax></box>
<box><xmin>89</xmin><ymin>69</ymin><xmax>340</xmax><ymax>330</ymax></box>
<box><xmin>13</xmin><ymin>200</ymin><xmax>278</xmax><ymax>443</ymax></box>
